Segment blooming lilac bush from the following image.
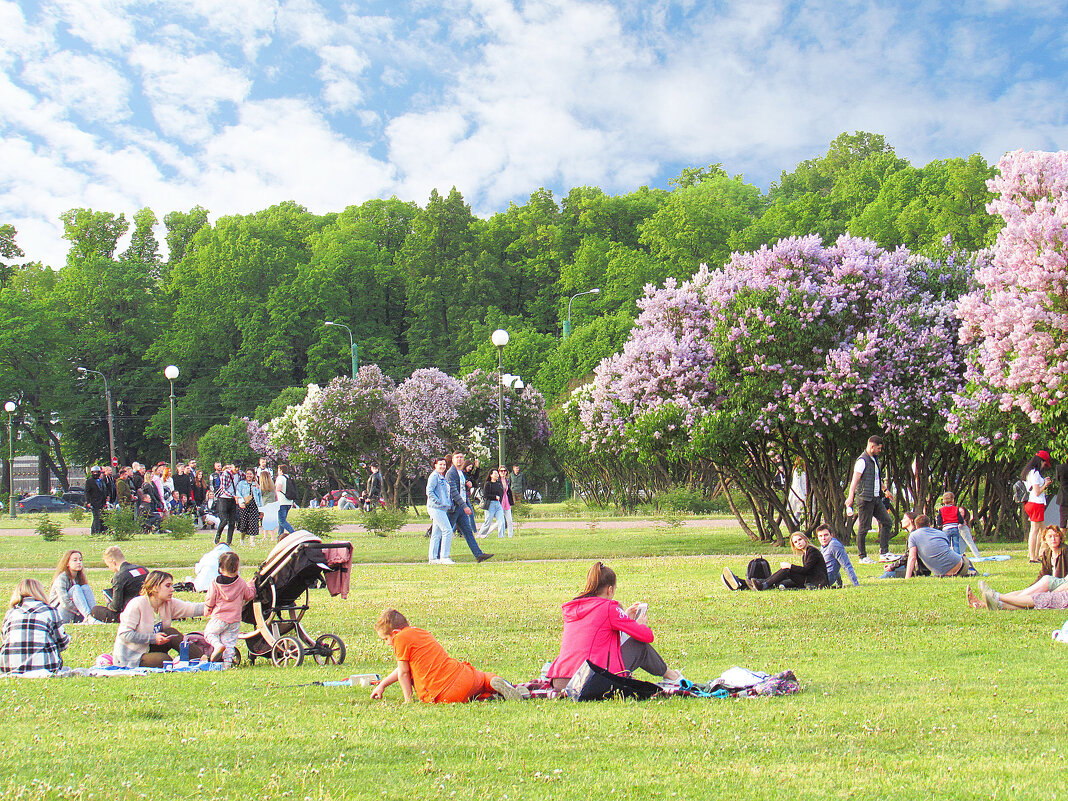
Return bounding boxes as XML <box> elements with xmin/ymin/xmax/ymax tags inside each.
<box><xmin>565</xmin><ymin>234</ymin><xmax>978</xmax><ymax>534</ymax></box>
<box><xmin>953</xmin><ymin>150</ymin><xmax>1068</xmax><ymax>460</ymax></box>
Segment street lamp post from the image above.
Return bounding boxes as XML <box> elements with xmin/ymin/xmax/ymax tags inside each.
<box><xmin>564</xmin><ymin>288</ymin><xmax>600</xmax><ymax>339</ymax></box>
<box><xmin>491</xmin><ymin>329</ymin><xmax>510</xmax><ymax>469</ymax></box>
<box><xmin>324</xmin><ymin>321</ymin><xmax>358</xmax><ymax>379</ymax></box>
<box><xmin>77</xmin><ymin>367</ymin><xmax>116</xmax><ymax>468</ymax></box>
<box><xmin>5</xmin><ymin>401</ymin><xmax>15</xmax><ymax>519</ymax></box>
<box><xmin>164</xmin><ymin>365</ymin><xmax>179</xmax><ymax>472</ymax></box>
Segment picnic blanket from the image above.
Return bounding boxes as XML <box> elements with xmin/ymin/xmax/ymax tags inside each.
<box><xmin>3</xmin><ymin>661</ymin><xmax>226</xmax><ymax>678</ymax></box>
<box><xmin>518</xmin><ymin>666</ymin><xmax>801</xmax><ymax>700</ymax></box>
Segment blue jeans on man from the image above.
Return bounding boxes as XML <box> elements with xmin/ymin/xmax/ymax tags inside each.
<box><xmin>448</xmin><ymin>504</ymin><xmax>485</xmax><ymax>559</ymax></box>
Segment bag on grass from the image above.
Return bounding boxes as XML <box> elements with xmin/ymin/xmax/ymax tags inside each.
<box><xmin>563</xmin><ymin>660</ymin><xmax>661</xmax><ymax>701</ymax></box>
<box><xmin>747</xmin><ymin>557</ymin><xmax>772</xmax><ymax>582</ymax></box>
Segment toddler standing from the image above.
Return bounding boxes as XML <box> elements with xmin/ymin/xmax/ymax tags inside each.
<box><xmin>204</xmin><ymin>552</ymin><xmax>255</xmax><ymax>666</ymax></box>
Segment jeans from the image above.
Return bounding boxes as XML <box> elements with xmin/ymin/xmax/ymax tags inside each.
<box><xmin>449</xmin><ymin>505</ymin><xmax>484</xmax><ymax>558</ymax></box>
<box><xmin>944</xmin><ymin>525</ymin><xmax>961</xmax><ymax>554</ymax></box>
<box><xmin>479</xmin><ymin>501</ymin><xmax>506</xmax><ymax>537</ymax></box>
<box><xmin>277</xmin><ymin>504</ymin><xmax>295</xmax><ymax>535</ymax></box>
<box><xmin>503</xmin><ymin>507</ymin><xmax>514</xmax><ymax>537</ymax></box>
<box><xmin>427</xmin><ymin>506</ymin><xmax>453</xmax><ymax>561</ymax></box>
<box><xmin>215</xmin><ymin>497</ymin><xmax>237</xmax><ymax>544</ymax></box>
<box><xmin>57</xmin><ymin>584</ymin><xmax>98</xmax><ymax>624</ymax></box>
<box><xmin>856</xmin><ymin>498</ymin><xmax>893</xmax><ymax>558</ymax></box>
<box><xmin>826</xmin><ymin>565</ymin><xmax>842</xmax><ymax>588</ymax></box>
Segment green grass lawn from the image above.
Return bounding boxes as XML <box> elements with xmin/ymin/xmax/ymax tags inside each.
<box><xmin>0</xmin><ymin>525</ymin><xmax>1061</xmax><ymax>800</ymax></box>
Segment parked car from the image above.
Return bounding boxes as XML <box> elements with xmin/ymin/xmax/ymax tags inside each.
<box><xmin>16</xmin><ymin>495</ymin><xmax>82</xmax><ymax>514</ymax></box>
<box><xmin>62</xmin><ymin>490</ymin><xmax>86</xmax><ymax>506</ymax></box>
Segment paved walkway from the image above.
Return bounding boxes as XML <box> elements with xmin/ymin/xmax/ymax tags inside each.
<box><xmin>0</xmin><ymin>517</ymin><xmax>740</xmax><ymax>537</ymax></box>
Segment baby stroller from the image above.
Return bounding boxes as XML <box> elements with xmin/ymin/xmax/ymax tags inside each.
<box><xmin>241</xmin><ymin>530</ymin><xmax>353</xmax><ymax>667</ymax></box>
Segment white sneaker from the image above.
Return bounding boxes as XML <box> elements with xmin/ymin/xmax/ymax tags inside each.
<box><xmin>428</xmin><ymin>558</ymin><xmax>441</xmax><ymax>564</ymax></box>
<box><xmin>858</xmin><ymin>556</ymin><xmax>876</xmax><ymax>565</ymax></box>
<box><xmin>439</xmin><ymin>557</ymin><xmax>456</xmax><ymax>565</ymax></box>
<box><xmin>879</xmin><ymin>552</ymin><xmax>898</xmax><ymax>562</ymax></box>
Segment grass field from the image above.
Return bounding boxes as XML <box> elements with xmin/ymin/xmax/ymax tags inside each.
<box><xmin>0</xmin><ymin>522</ymin><xmax>1062</xmax><ymax>800</ymax></box>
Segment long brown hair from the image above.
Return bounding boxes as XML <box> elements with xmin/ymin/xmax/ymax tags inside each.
<box><xmin>576</xmin><ymin>561</ymin><xmax>616</xmax><ymax>599</ymax></box>
<box><xmin>54</xmin><ymin>550</ymin><xmax>88</xmax><ymax>586</ymax></box>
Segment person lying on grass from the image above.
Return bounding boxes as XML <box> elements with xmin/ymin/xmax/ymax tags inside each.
<box><xmin>370</xmin><ymin>608</ymin><xmax>524</xmax><ymax>703</ymax></box>
<box><xmin>723</xmin><ymin>533</ymin><xmax>829</xmax><ymax>591</ymax></box>
<box><xmin>113</xmin><ymin>571</ymin><xmax>207</xmax><ymax>667</ymax></box>
<box><xmin>967</xmin><ymin>575</ymin><xmax>1068</xmax><ymax>611</ymax></box>
<box><xmin>545</xmin><ymin>561</ymin><xmax>683</xmax><ymax>689</ymax></box>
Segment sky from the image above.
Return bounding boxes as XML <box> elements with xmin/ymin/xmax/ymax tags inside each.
<box><xmin>2</xmin><ymin>0</ymin><xmax>1067</xmax><ymax>268</ymax></box>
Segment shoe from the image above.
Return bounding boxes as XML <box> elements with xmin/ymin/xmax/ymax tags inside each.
<box><xmin>879</xmin><ymin>552</ymin><xmax>898</xmax><ymax>562</ymax></box>
<box><xmin>438</xmin><ymin>558</ymin><xmax>456</xmax><ymax>565</ymax></box>
<box><xmin>858</xmin><ymin>556</ymin><xmax>876</xmax><ymax>565</ymax></box>
<box><xmin>746</xmin><ymin>578</ymin><xmax>762</xmax><ymax>591</ymax></box>
<box><xmin>489</xmin><ymin>676</ymin><xmax>524</xmax><ymax>700</ymax></box>
<box><xmin>982</xmin><ymin>589</ymin><xmax>1001</xmax><ymax>610</ymax></box>
<box><xmin>428</xmin><ymin>559</ymin><xmax>441</xmax><ymax>564</ymax></box>
<box><xmin>476</xmin><ymin>553</ymin><xmax>494</xmax><ymax>563</ymax></box>
<box><xmin>721</xmin><ymin>567</ymin><xmax>742</xmax><ymax>591</ymax></box>
<box><xmin>978</xmin><ymin>580</ymin><xmax>991</xmax><ymax>596</ymax></box>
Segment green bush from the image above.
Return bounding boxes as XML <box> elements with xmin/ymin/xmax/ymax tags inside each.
<box><xmin>292</xmin><ymin>507</ymin><xmax>339</xmax><ymax>538</ymax></box>
<box><xmin>361</xmin><ymin>506</ymin><xmax>407</xmax><ymax>537</ymax></box>
<box><xmin>657</xmin><ymin>486</ymin><xmax>716</xmax><ymax>514</ymax></box>
<box><xmin>103</xmin><ymin>504</ymin><xmax>141</xmax><ymax>541</ymax></box>
<box><xmin>162</xmin><ymin>513</ymin><xmax>196</xmax><ymax>540</ymax></box>
<box><xmin>68</xmin><ymin>505</ymin><xmax>86</xmax><ymax>524</ymax></box>
<box><xmin>36</xmin><ymin>514</ymin><xmax>63</xmax><ymax>542</ymax></box>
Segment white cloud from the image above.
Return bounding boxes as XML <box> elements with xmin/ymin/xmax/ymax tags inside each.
<box><xmin>21</xmin><ymin>51</ymin><xmax>131</xmax><ymax>124</ymax></box>
<box><xmin>49</xmin><ymin>0</ymin><xmax>138</xmax><ymax>53</ymax></box>
<box><xmin>128</xmin><ymin>45</ymin><xmax>251</xmax><ymax>142</ymax></box>
<box><xmin>163</xmin><ymin>0</ymin><xmax>280</xmax><ymax>60</ymax></box>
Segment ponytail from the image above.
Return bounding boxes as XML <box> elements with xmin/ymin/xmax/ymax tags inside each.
<box><xmin>576</xmin><ymin>561</ymin><xmax>616</xmax><ymax>599</ymax></box>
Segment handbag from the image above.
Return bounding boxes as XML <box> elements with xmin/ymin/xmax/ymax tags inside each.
<box><xmin>563</xmin><ymin>659</ymin><xmax>661</xmax><ymax>701</ymax></box>
<box><xmin>480</xmin><ymin>497</ymin><xmax>490</xmax><ymax>511</ymax></box>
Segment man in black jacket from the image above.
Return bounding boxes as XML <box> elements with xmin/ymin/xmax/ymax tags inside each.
<box><xmin>89</xmin><ymin>546</ymin><xmax>149</xmax><ymax>622</ymax></box>
<box><xmin>85</xmin><ymin>466</ymin><xmax>108</xmax><ymax>535</ymax></box>
<box><xmin>445</xmin><ymin>453</ymin><xmax>492</xmax><ymax>563</ymax></box>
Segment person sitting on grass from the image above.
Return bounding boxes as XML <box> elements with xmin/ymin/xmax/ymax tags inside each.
<box><xmin>113</xmin><ymin>571</ymin><xmax>206</xmax><ymax>667</ymax></box>
<box><xmin>967</xmin><ymin>575</ymin><xmax>1068</xmax><ymax>611</ymax></box>
<box><xmin>816</xmin><ymin>525</ymin><xmax>859</xmax><ymax>587</ymax></box>
<box><xmin>49</xmin><ymin>550</ymin><xmax>100</xmax><ymax>624</ymax></box>
<box><xmin>89</xmin><ymin>546</ymin><xmax>149</xmax><ymax>623</ymax></box>
<box><xmin>203</xmin><ymin>552</ymin><xmax>255</xmax><ymax>666</ymax></box>
<box><xmin>0</xmin><ymin>579</ymin><xmax>70</xmax><ymax>674</ymax></box>
<box><xmin>902</xmin><ymin>512</ymin><xmax>974</xmax><ymax>579</ymax></box>
<box><xmin>545</xmin><ymin>562</ymin><xmax>682</xmax><ymax>689</ymax></box>
<box><xmin>370</xmin><ymin>608</ymin><xmax>524</xmax><ymax>703</ymax></box>
<box><xmin>1037</xmin><ymin>525</ymin><xmax>1068</xmax><ymax>580</ymax></box>
<box><xmin>723</xmin><ymin>532</ymin><xmax>829</xmax><ymax>591</ymax></box>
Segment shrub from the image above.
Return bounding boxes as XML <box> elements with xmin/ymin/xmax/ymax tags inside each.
<box><xmin>162</xmin><ymin>513</ymin><xmax>196</xmax><ymax>540</ymax></box>
<box><xmin>361</xmin><ymin>506</ymin><xmax>407</xmax><ymax>537</ymax></box>
<box><xmin>103</xmin><ymin>504</ymin><xmax>140</xmax><ymax>541</ymax></box>
<box><xmin>293</xmin><ymin>507</ymin><xmax>339</xmax><ymax>538</ymax></box>
<box><xmin>36</xmin><ymin>514</ymin><xmax>62</xmax><ymax>542</ymax></box>
<box><xmin>68</xmin><ymin>506</ymin><xmax>86</xmax><ymax>524</ymax></box>
<box><xmin>657</xmin><ymin>486</ymin><xmax>715</xmax><ymax>514</ymax></box>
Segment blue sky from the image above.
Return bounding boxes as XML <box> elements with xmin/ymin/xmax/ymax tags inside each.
<box><xmin>2</xmin><ymin>0</ymin><xmax>1067</xmax><ymax>267</ymax></box>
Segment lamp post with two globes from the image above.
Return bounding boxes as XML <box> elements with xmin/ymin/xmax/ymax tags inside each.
<box><xmin>491</xmin><ymin>329</ymin><xmax>510</xmax><ymax>469</ymax></box>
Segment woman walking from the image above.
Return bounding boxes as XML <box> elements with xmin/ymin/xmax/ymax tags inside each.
<box><xmin>236</xmin><ymin>468</ymin><xmax>262</xmax><ymax>545</ymax></box>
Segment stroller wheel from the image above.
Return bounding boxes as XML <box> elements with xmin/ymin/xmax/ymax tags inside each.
<box><xmin>271</xmin><ymin>635</ymin><xmax>304</xmax><ymax>667</ymax></box>
<box><xmin>313</xmin><ymin>634</ymin><xmax>346</xmax><ymax>666</ymax></box>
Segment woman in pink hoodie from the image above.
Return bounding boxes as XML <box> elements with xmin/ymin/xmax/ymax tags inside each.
<box><xmin>546</xmin><ymin>562</ymin><xmax>681</xmax><ymax>689</ymax></box>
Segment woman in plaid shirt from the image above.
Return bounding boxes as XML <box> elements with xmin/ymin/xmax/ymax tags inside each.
<box><xmin>0</xmin><ymin>579</ymin><xmax>70</xmax><ymax>674</ymax></box>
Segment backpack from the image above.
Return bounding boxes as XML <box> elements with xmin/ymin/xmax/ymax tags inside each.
<box><xmin>747</xmin><ymin>557</ymin><xmax>772</xmax><ymax>582</ymax></box>
<box><xmin>1011</xmin><ymin>480</ymin><xmax>1028</xmax><ymax>504</ymax></box>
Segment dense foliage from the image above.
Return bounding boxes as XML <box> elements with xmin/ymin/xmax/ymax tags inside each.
<box><xmin>0</xmin><ymin>131</ymin><xmax>1003</xmax><ymax>497</ymax></box>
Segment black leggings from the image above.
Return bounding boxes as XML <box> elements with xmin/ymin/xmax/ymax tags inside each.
<box><xmin>215</xmin><ymin>498</ymin><xmax>237</xmax><ymax>544</ymax></box>
<box><xmin>551</xmin><ymin>638</ymin><xmax>669</xmax><ymax>689</ymax></box>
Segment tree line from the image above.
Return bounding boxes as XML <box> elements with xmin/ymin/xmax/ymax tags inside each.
<box><xmin>0</xmin><ymin>131</ymin><xmax>999</xmax><ymax>493</ymax></box>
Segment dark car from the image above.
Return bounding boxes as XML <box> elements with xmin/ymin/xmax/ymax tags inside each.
<box><xmin>62</xmin><ymin>490</ymin><xmax>86</xmax><ymax>506</ymax></box>
<box><xmin>16</xmin><ymin>495</ymin><xmax>82</xmax><ymax>514</ymax></box>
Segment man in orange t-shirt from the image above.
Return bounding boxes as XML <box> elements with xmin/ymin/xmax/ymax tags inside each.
<box><xmin>370</xmin><ymin>608</ymin><xmax>524</xmax><ymax>703</ymax></box>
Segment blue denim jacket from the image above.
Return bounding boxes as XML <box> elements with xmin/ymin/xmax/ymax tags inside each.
<box><xmin>426</xmin><ymin>471</ymin><xmax>451</xmax><ymax>511</ymax></box>
<box><xmin>236</xmin><ymin>479</ymin><xmax>262</xmax><ymax>508</ymax></box>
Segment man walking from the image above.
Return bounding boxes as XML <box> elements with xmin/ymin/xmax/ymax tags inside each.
<box><xmin>85</xmin><ymin>466</ymin><xmax>108</xmax><ymax>535</ymax></box>
<box><xmin>845</xmin><ymin>435</ymin><xmax>896</xmax><ymax>564</ymax></box>
<box><xmin>215</xmin><ymin>464</ymin><xmax>239</xmax><ymax>545</ymax></box>
<box><xmin>366</xmin><ymin>462</ymin><xmax>383</xmax><ymax>508</ymax></box>
<box><xmin>446</xmin><ymin>453</ymin><xmax>493</xmax><ymax>563</ymax></box>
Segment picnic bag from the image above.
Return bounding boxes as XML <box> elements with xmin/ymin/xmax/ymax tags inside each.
<box><xmin>747</xmin><ymin>557</ymin><xmax>772</xmax><ymax>582</ymax></box>
<box><xmin>1011</xmin><ymin>479</ymin><xmax>1028</xmax><ymax>504</ymax></box>
<box><xmin>563</xmin><ymin>660</ymin><xmax>661</xmax><ymax>701</ymax></box>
